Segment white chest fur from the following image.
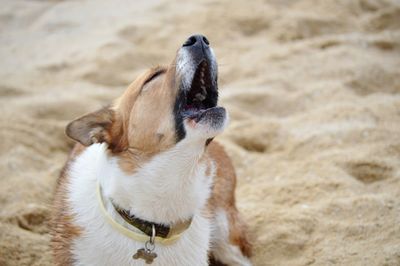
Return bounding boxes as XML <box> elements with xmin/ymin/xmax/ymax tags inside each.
<box><xmin>67</xmin><ymin>143</ymin><xmax>215</xmax><ymax>266</ymax></box>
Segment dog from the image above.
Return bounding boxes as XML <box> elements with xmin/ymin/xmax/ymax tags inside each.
<box><xmin>51</xmin><ymin>35</ymin><xmax>252</xmax><ymax>266</ymax></box>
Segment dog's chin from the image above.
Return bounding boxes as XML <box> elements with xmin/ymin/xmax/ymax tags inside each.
<box><xmin>184</xmin><ymin>106</ymin><xmax>228</xmax><ymax>140</ymax></box>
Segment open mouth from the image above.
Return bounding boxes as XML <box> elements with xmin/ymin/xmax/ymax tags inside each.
<box><xmin>181</xmin><ymin>60</ymin><xmax>218</xmax><ymax>122</ymax></box>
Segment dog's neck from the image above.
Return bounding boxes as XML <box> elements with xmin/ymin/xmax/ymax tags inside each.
<box><xmin>96</xmin><ymin>139</ymin><xmax>214</xmax><ymax>225</ymax></box>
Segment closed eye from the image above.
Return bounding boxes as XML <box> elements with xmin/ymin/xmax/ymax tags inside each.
<box><xmin>143</xmin><ymin>69</ymin><xmax>165</xmax><ymax>86</ymax></box>
<box><xmin>141</xmin><ymin>69</ymin><xmax>166</xmax><ymax>93</ymax></box>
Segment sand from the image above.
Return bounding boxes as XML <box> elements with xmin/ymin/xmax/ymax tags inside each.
<box><xmin>1</xmin><ymin>0</ymin><xmax>400</xmax><ymax>265</ymax></box>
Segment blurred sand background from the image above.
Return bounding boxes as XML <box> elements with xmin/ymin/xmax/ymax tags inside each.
<box><xmin>1</xmin><ymin>0</ymin><xmax>400</xmax><ymax>265</ymax></box>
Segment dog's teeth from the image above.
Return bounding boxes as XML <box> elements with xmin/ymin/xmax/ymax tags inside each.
<box><xmin>195</xmin><ymin>93</ymin><xmax>206</xmax><ymax>101</ymax></box>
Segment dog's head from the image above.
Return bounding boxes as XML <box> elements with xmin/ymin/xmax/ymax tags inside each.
<box><xmin>66</xmin><ymin>35</ymin><xmax>227</xmax><ymax>160</ymax></box>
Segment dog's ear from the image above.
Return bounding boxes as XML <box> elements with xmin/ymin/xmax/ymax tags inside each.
<box><xmin>66</xmin><ymin>107</ymin><xmax>118</xmax><ymax>147</ymax></box>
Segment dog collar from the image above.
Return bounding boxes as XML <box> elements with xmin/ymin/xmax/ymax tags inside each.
<box><xmin>96</xmin><ymin>182</ymin><xmax>192</xmax><ymax>245</ymax></box>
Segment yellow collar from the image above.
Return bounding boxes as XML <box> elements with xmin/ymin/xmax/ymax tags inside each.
<box><xmin>96</xmin><ymin>183</ymin><xmax>191</xmax><ymax>245</ymax></box>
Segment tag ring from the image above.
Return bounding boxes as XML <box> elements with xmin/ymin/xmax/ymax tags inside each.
<box><xmin>145</xmin><ymin>224</ymin><xmax>156</xmax><ymax>251</ymax></box>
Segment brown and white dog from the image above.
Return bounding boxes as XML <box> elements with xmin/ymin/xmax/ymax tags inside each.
<box><xmin>51</xmin><ymin>35</ymin><xmax>252</xmax><ymax>266</ymax></box>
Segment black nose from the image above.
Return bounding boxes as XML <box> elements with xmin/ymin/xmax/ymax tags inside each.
<box><xmin>182</xmin><ymin>34</ymin><xmax>210</xmax><ymax>48</ymax></box>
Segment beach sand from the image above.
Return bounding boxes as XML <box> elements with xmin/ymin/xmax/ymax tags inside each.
<box><xmin>1</xmin><ymin>0</ymin><xmax>400</xmax><ymax>265</ymax></box>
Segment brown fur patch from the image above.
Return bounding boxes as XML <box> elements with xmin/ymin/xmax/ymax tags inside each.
<box><xmin>112</xmin><ymin>65</ymin><xmax>181</xmax><ymax>174</ymax></box>
<box><xmin>121</xmin><ymin>67</ymin><xmax>178</xmax><ymax>152</ymax></box>
<box><xmin>206</xmin><ymin>142</ymin><xmax>252</xmax><ymax>258</ymax></box>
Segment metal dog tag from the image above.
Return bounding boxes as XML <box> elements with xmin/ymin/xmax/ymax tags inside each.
<box><xmin>132</xmin><ymin>224</ymin><xmax>157</xmax><ymax>264</ymax></box>
<box><xmin>133</xmin><ymin>247</ymin><xmax>157</xmax><ymax>264</ymax></box>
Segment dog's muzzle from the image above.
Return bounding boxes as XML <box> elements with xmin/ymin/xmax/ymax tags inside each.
<box><xmin>174</xmin><ymin>35</ymin><xmax>225</xmax><ymax>141</ymax></box>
